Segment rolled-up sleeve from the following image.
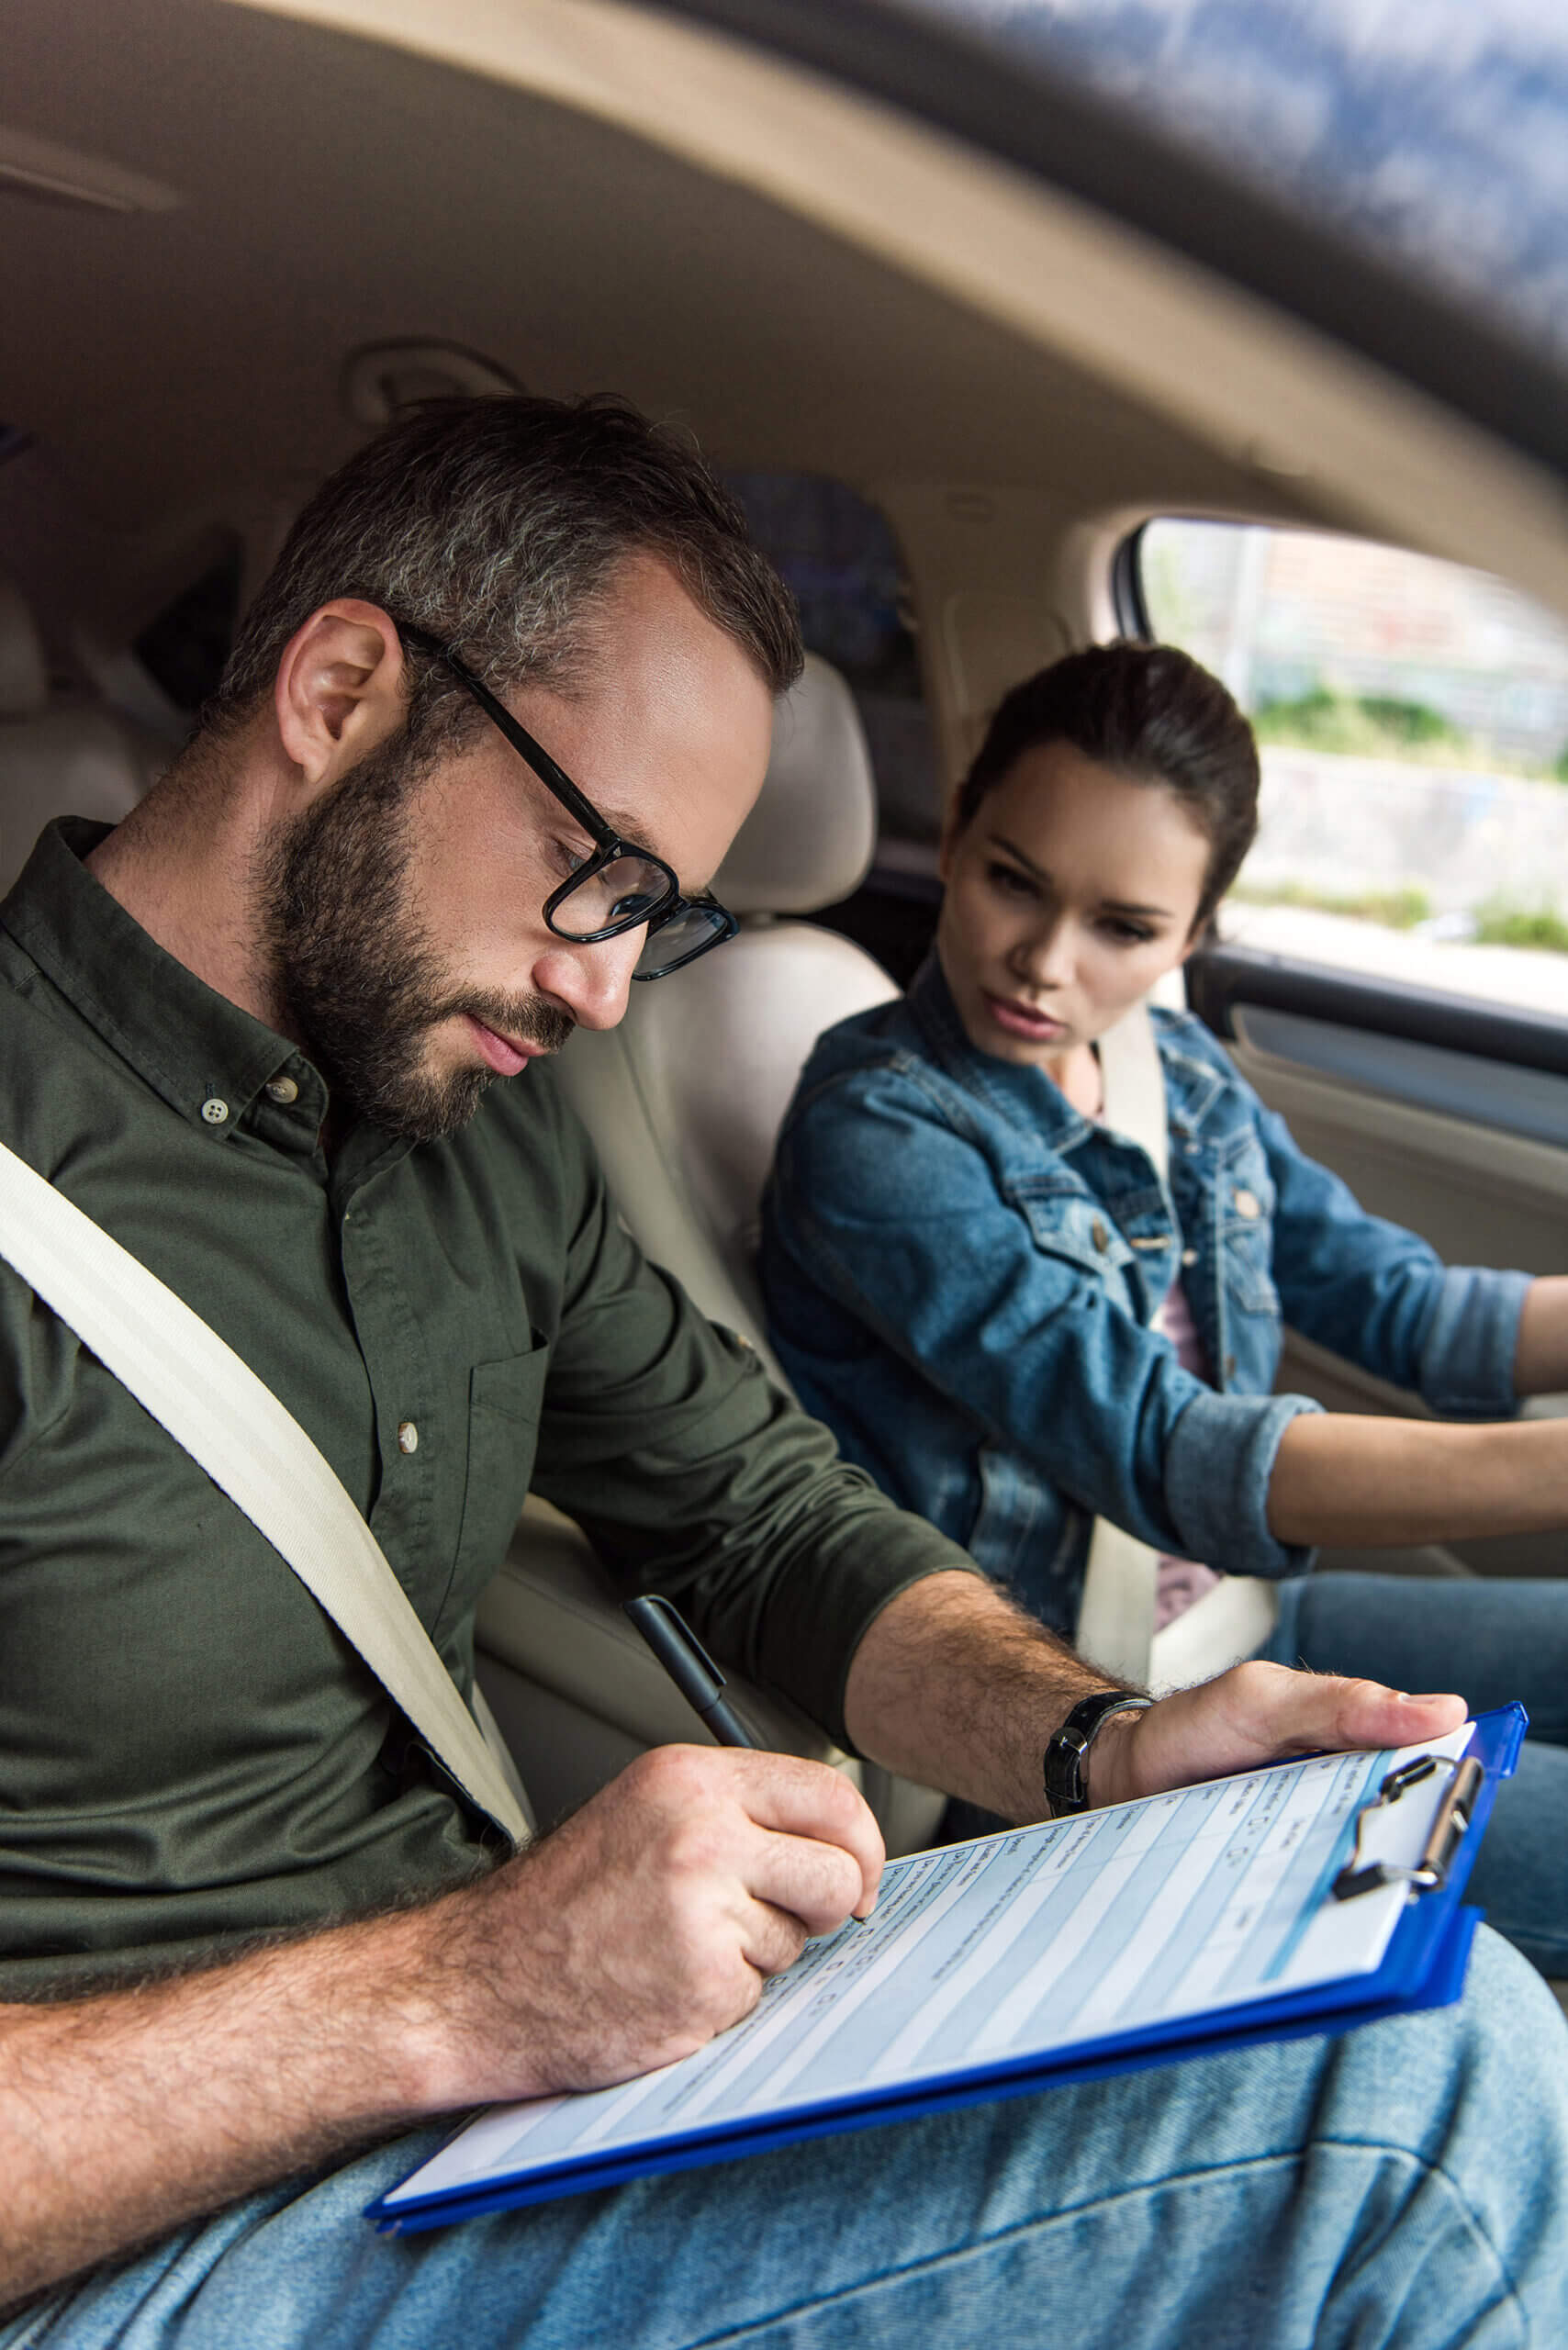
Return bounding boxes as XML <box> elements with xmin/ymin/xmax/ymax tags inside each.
<box><xmin>1256</xmin><ymin>1096</ymin><xmax>1529</xmax><ymax>1418</ymax></box>
<box><xmin>1414</xmin><ymin>1265</ymin><xmax>1531</xmax><ymax>1415</ymax></box>
<box><xmin>1164</xmin><ymin>1389</ymin><xmax>1320</xmax><ymax>1576</ymax></box>
<box><xmin>769</xmin><ymin>1066</ymin><xmax>1319</xmax><ymax>1580</ymax></box>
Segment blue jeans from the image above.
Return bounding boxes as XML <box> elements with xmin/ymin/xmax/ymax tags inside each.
<box><xmin>1261</xmin><ymin>1574</ymin><xmax>1568</xmax><ymax>1977</ymax></box>
<box><xmin>6</xmin><ymin>1928</ymin><xmax>1566</xmax><ymax>2350</ymax></box>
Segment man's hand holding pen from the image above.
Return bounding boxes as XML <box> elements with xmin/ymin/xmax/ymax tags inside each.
<box><xmin>406</xmin><ymin>1746</ymin><xmax>884</xmax><ymax>2109</ymax></box>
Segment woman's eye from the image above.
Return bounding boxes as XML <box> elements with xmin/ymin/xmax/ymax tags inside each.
<box><xmin>986</xmin><ymin>861</ymin><xmax>1036</xmax><ymax>900</ymax></box>
<box><xmin>1101</xmin><ymin>917</ymin><xmax>1157</xmax><ymax>946</ymax></box>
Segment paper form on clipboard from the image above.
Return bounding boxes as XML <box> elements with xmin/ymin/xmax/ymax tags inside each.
<box><xmin>372</xmin><ymin>1707</ymin><xmax>1522</xmax><ymax>2234</ymax></box>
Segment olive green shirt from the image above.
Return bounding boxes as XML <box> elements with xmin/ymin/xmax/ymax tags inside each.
<box><xmin>0</xmin><ymin>821</ymin><xmax>970</xmax><ymax>1992</ymax></box>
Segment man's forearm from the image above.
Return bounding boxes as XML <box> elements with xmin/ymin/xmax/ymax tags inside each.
<box><xmin>2</xmin><ymin>1738</ymin><xmax>890</xmax><ymax>2310</ymax></box>
<box><xmin>0</xmin><ymin>1901</ymin><xmax>455</xmax><ymax>2307</ymax></box>
<box><xmin>841</xmin><ymin>1571</ymin><xmax>1131</xmax><ymax>1821</ymax></box>
<box><xmin>838</xmin><ymin>1568</ymin><xmax>1470</xmax><ymax>1845</ymax></box>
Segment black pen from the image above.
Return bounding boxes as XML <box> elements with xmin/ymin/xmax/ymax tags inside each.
<box><xmin>623</xmin><ymin>1595</ymin><xmax>759</xmax><ymax>1749</ymax></box>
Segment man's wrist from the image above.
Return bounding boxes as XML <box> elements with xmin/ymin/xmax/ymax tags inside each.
<box><xmin>1043</xmin><ymin>1691</ymin><xmax>1151</xmax><ymax>1817</ymax></box>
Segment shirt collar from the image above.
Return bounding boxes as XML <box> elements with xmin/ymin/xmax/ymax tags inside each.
<box><xmin>904</xmin><ymin>947</ymin><xmax>1092</xmax><ymax>1151</ymax></box>
<box><xmin>1</xmin><ymin>817</ymin><xmax>329</xmax><ymax>1146</ymax></box>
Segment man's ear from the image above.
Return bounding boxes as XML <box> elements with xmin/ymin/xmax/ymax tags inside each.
<box><xmin>274</xmin><ymin>601</ymin><xmax>409</xmax><ymax>789</ymax></box>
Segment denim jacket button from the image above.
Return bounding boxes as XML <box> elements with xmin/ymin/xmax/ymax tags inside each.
<box><xmin>1233</xmin><ymin>1187</ymin><xmax>1261</xmax><ymax>1219</ymax></box>
<box><xmin>1182</xmin><ymin>1248</ymin><xmax>1198</xmax><ymax>1267</ymax></box>
<box><xmin>1091</xmin><ymin>1217</ymin><xmax>1110</xmax><ymax>1253</ymax></box>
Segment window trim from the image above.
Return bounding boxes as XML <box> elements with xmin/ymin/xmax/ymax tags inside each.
<box><xmin>666</xmin><ymin>1</ymin><xmax>1568</xmax><ymax>482</ymax></box>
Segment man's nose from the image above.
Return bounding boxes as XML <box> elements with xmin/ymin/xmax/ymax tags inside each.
<box><xmin>534</xmin><ymin>928</ymin><xmax>646</xmax><ymax>1032</ymax></box>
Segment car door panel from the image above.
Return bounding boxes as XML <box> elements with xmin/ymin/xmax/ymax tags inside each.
<box><xmin>1189</xmin><ymin>946</ymin><xmax>1568</xmax><ymax>1582</ymax></box>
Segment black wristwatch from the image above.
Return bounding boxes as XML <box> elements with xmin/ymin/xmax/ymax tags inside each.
<box><xmin>1043</xmin><ymin>1692</ymin><xmax>1152</xmax><ymax>1817</ymax></box>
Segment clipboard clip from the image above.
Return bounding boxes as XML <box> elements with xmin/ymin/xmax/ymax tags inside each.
<box><xmin>1332</xmin><ymin>1751</ymin><xmax>1484</xmax><ymax>1903</ymax></box>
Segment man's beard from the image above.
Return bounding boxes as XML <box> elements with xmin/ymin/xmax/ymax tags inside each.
<box><xmin>259</xmin><ymin>731</ymin><xmax>575</xmax><ymax>1142</ymax></box>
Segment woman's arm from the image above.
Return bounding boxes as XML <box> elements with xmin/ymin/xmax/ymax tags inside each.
<box><xmin>764</xmin><ymin>1068</ymin><xmax>1316</xmax><ymax>1582</ymax></box>
<box><xmin>1512</xmin><ymin>1276</ymin><xmax>1568</xmax><ymax>1395</ymax></box>
<box><xmin>1267</xmin><ymin>1407</ymin><xmax>1568</xmax><ymax>1547</ymax></box>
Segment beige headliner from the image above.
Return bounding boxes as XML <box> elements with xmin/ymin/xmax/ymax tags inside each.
<box><xmin>0</xmin><ymin>2</ymin><xmax>1559</xmax><ymax>576</ymax></box>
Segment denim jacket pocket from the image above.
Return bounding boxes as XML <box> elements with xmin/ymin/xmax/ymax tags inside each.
<box><xmin>1219</xmin><ymin>1136</ymin><xmax>1281</xmax><ymax>1318</ymax></box>
<box><xmin>1013</xmin><ymin>1183</ymin><xmax>1139</xmax><ymax>1294</ymax></box>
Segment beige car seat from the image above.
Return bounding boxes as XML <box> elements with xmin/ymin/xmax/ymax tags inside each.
<box><xmin>0</xmin><ymin>570</ymin><xmax>167</xmax><ymax>895</ymax></box>
<box><xmin>476</xmin><ymin>655</ymin><xmax>946</xmax><ymax>1847</ymax></box>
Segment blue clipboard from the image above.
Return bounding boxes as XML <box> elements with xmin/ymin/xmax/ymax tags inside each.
<box><xmin>368</xmin><ymin>1704</ymin><xmax>1524</xmax><ymax>2234</ymax></box>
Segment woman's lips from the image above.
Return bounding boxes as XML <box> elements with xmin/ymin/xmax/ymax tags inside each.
<box><xmin>465</xmin><ymin>1014</ymin><xmax>539</xmax><ymax>1076</ymax></box>
<box><xmin>982</xmin><ymin>991</ymin><xmax>1066</xmax><ymax>1042</ymax></box>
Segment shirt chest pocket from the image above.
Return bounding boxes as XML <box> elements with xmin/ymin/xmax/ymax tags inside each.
<box><xmin>451</xmin><ymin>1346</ymin><xmax>551</xmax><ymax>1605</ymax></box>
<box><xmin>1219</xmin><ymin>1140</ymin><xmax>1280</xmax><ymax>1316</ymax></box>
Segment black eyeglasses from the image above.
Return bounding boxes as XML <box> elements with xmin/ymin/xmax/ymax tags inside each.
<box><xmin>398</xmin><ymin>625</ymin><xmax>738</xmax><ymax>982</ymax></box>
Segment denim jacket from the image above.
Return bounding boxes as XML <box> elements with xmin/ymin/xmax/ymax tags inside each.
<box><xmin>760</xmin><ymin>954</ymin><xmax>1529</xmax><ymax>1638</ymax></box>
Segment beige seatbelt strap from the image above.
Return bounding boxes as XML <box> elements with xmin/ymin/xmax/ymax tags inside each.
<box><xmin>1071</xmin><ymin>1006</ymin><xmax>1278</xmax><ymax>1694</ymax></box>
<box><xmin>0</xmin><ymin>1136</ymin><xmax>530</xmax><ymax>1849</ymax></box>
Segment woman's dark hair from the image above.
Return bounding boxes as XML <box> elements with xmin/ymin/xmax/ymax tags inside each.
<box><xmin>951</xmin><ymin>641</ymin><xmax>1260</xmax><ymax>928</ymax></box>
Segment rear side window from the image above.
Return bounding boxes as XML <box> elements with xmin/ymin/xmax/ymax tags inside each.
<box><xmin>1138</xmin><ymin>519</ymin><xmax>1568</xmax><ymax>1018</ymax></box>
<box><xmin>132</xmin><ymin>539</ymin><xmax>244</xmax><ymax>715</ymax></box>
<box><xmin>726</xmin><ymin>473</ymin><xmax>940</xmax><ymax>844</ymax></box>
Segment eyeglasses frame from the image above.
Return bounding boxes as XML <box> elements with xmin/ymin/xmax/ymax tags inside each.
<box><xmin>396</xmin><ymin>622</ymin><xmax>739</xmax><ymax>981</ymax></box>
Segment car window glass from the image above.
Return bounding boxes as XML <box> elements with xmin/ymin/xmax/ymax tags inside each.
<box><xmin>725</xmin><ymin>472</ymin><xmax>941</xmax><ymax>846</ymax></box>
<box><xmin>902</xmin><ymin>0</ymin><xmax>1568</xmax><ymax>370</ymax></box>
<box><xmin>132</xmin><ymin>539</ymin><xmax>244</xmax><ymax>714</ymax></box>
<box><xmin>1139</xmin><ymin>516</ymin><xmax>1568</xmax><ymax>1018</ymax></box>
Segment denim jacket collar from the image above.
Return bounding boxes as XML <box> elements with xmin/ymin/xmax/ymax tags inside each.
<box><xmin>904</xmin><ymin>949</ymin><xmax>1100</xmax><ymax>1158</ymax></box>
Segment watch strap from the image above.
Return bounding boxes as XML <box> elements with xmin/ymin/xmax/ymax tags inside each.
<box><xmin>1043</xmin><ymin>1691</ymin><xmax>1151</xmax><ymax>1817</ymax></box>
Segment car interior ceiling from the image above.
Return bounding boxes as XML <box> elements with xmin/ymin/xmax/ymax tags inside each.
<box><xmin>6</xmin><ymin>0</ymin><xmax>1565</xmax><ymax>740</ymax></box>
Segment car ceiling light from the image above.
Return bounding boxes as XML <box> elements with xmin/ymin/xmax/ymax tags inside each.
<box><xmin>0</xmin><ymin>125</ymin><xmax>181</xmax><ymax>214</ymax></box>
<box><xmin>341</xmin><ymin>341</ymin><xmax>523</xmax><ymax>427</ymax></box>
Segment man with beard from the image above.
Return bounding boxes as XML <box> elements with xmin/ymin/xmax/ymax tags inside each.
<box><xmin>0</xmin><ymin>395</ymin><xmax>1563</xmax><ymax>2345</ymax></box>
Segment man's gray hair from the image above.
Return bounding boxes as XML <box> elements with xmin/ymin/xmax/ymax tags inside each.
<box><xmin>212</xmin><ymin>393</ymin><xmax>802</xmax><ymax>749</ymax></box>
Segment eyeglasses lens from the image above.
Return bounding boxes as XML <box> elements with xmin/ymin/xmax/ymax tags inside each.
<box><xmin>633</xmin><ymin>904</ymin><xmax>730</xmax><ymax>978</ymax></box>
<box><xmin>551</xmin><ymin>854</ymin><xmax>672</xmax><ymax>940</ymax></box>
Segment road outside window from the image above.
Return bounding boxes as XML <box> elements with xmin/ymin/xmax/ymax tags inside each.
<box><xmin>1139</xmin><ymin>518</ymin><xmax>1568</xmax><ymax>1017</ymax></box>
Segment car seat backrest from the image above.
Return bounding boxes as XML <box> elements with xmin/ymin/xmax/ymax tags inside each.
<box><xmin>552</xmin><ymin>654</ymin><xmax>901</xmax><ymax>1380</ymax></box>
<box><xmin>520</xmin><ymin>661</ymin><xmax>948</xmax><ymax>1852</ymax></box>
<box><xmin>0</xmin><ymin>570</ymin><xmax>169</xmax><ymax>896</ymax></box>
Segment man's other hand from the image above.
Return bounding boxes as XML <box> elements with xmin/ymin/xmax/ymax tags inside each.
<box><xmin>407</xmin><ymin>1747</ymin><xmax>884</xmax><ymax>2110</ymax></box>
<box><xmin>1088</xmin><ymin>1662</ymin><xmax>1467</xmax><ymax>1811</ymax></box>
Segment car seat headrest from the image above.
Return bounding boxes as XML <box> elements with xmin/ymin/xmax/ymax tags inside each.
<box><xmin>0</xmin><ymin>571</ymin><xmax>49</xmax><ymax>720</ymax></box>
<box><xmin>714</xmin><ymin>653</ymin><xmax>877</xmax><ymax>915</ymax></box>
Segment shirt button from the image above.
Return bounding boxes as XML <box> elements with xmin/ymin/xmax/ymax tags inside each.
<box><xmin>1182</xmin><ymin>1248</ymin><xmax>1198</xmax><ymax>1267</ymax></box>
<box><xmin>397</xmin><ymin>1420</ymin><xmax>420</xmax><ymax>1455</ymax></box>
<box><xmin>1091</xmin><ymin>1217</ymin><xmax>1110</xmax><ymax>1253</ymax></box>
<box><xmin>200</xmin><ymin>1097</ymin><xmax>230</xmax><ymax>1125</ymax></box>
<box><xmin>1233</xmin><ymin>1187</ymin><xmax>1261</xmax><ymax>1219</ymax></box>
<box><xmin>265</xmin><ymin>1075</ymin><xmax>299</xmax><ymax>1104</ymax></box>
